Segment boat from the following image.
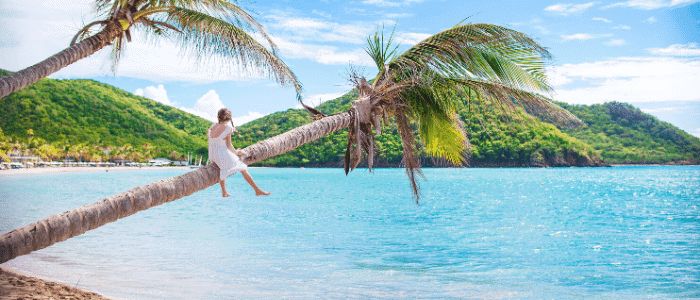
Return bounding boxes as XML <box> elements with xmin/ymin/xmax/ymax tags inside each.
<box><xmin>190</xmin><ymin>156</ymin><xmax>202</xmax><ymax>169</ymax></box>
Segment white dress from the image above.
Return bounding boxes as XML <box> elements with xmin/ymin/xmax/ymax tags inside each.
<box><xmin>208</xmin><ymin>123</ymin><xmax>247</xmax><ymax>181</ymax></box>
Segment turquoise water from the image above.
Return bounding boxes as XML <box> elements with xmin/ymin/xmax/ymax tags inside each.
<box><xmin>0</xmin><ymin>167</ymin><xmax>698</xmax><ymax>299</ymax></box>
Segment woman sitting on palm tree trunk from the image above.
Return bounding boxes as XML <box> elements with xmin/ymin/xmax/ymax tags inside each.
<box><xmin>207</xmin><ymin>108</ymin><xmax>270</xmax><ymax>198</ymax></box>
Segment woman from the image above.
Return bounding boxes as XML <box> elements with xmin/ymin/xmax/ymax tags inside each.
<box><xmin>207</xmin><ymin>108</ymin><xmax>270</xmax><ymax>197</ymax></box>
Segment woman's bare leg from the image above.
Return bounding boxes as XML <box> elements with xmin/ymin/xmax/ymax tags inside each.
<box><xmin>220</xmin><ymin>180</ymin><xmax>231</xmax><ymax>198</ymax></box>
<box><xmin>241</xmin><ymin>170</ymin><xmax>270</xmax><ymax>196</ymax></box>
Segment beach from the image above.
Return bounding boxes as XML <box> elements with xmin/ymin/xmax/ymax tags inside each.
<box><xmin>0</xmin><ymin>267</ymin><xmax>111</xmax><ymax>299</ymax></box>
<box><xmin>0</xmin><ymin>166</ymin><xmax>192</xmax><ymax>176</ymax></box>
<box><xmin>0</xmin><ymin>166</ymin><xmax>190</xmax><ymax>299</ymax></box>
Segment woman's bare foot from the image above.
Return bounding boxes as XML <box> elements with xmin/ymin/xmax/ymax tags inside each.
<box><xmin>255</xmin><ymin>190</ymin><xmax>271</xmax><ymax>196</ymax></box>
<box><xmin>223</xmin><ymin>193</ymin><xmax>231</xmax><ymax>198</ymax></box>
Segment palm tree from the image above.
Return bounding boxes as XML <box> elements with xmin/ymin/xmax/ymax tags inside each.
<box><xmin>0</xmin><ymin>0</ymin><xmax>302</xmax><ymax>99</ymax></box>
<box><xmin>141</xmin><ymin>143</ymin><xmax>155</xmax><ymax>161</ymax></box>
<box><xmin>0</xmin><ymin>22</ymin><xmax>582</xmax><ymax>263</ymax></box>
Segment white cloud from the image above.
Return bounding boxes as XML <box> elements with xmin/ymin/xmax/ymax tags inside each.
<box><xmin>593</xmin><ymin>17</ymin><xmax>613</xmax><ymax>23</ymax></box>
<box><xmin>562</xmin><ymin>33</ymin><xmax>613</xmax><ymax>41</ymax></box>
<box><xmin>613</xmin><ymin>25</ymin><xmax>632</xmax><ymax>29</ymax></box>
<box><xmin>179</xmin><ymin>90</ymin><xmax>226</xmax><ymax>122</ymax></box>
<box><xmin>278</xmin><ymin>18</ymin><xmax>330</xmax><ymax>30</ymax></box>
<box><xmin>548</xmin><ymin>57</ymin><xmax>700</xmax><ymax>105</ymax></box>
<box><xmin>0</xmin><ymin>0</ymin><xmax>287</xmax><ymax>84</ymax></box>
<box><xmin>562</xmin><ymin>33</ymin><xmax>596</xmax><ymax>41</ymax></box>
<box><xmin>267</xmin><ymin>13</ymin><xmax>371</xmax><ymax>45</ymax></box>
<box><xmin>273</xmin><ymin>37</ymin><xmax>374</xmax><ymax>66</ymax></box>
<box><xmin>361</xmin><ymin>0</ymin><xmax>425</xmax><ymax>7</ymax></box>
<box><xmin>605</xmin><ymin>0</ymin><xmax>700</xmax><ymax>10</ymax></box>
<box><xmin>648</xmin><ymin>43</ymin><xmax>700</xmax><ymax>56</ymax></box>
<box><xmin>692</xmin><ymin>128</ymin><xmax>700</xmax><ymax>138</ymax></box>
<box><xmin>134</xmin><ymin>85</ymin><xmax>173</xmax><ymax>106</ymax></box>
<box><xmin>132</xmin><ymin>86</ymin><xmax>261</xmax><ymax>125</ymax></box>
<box><xmin>396</xmin><ymin>32</ymin><xmax>432</xmax><ymax>45</ymax></box>
<box><xmin>0</xmin><ymin>0</ymin><xmax>95</xmax><ymax>72</ymax></box>
<box><xmin>51</xmin><ymin>33</ymin><xmax>277</xmax><ymax>83</ymax></box>
<box><xmin>385</xmin><ymin>13</ymin><xmax>414</xmax><ymax>18</ymax></box>
<box><xmin>604</xmin><ymin>39</ymin><xmax>627</xmax><ymax>46</ymax></box>
<box><xmin>645</xmin><ymin>16</ymin><xmax>658</xmax><ymax>23</ymax></box>
<box><xmin>641</xmin><ymin>107</ymin><xmax>678</xmax><ymax>113</ymax></box>
<box><xmin>545</xmin><ymin>2</ymin><xmax>596</xmax><ymax>15</ymax></box>
<box><xmin>231</xmin><ymin>111</ymin><xmax>267</xmax><ymax>126</ymax></box>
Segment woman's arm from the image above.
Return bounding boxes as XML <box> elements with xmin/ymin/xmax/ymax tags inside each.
<box><xmin>226</xmin><ymin>132</ymin><xmax>245</xmax><ymax>157</ymax></box>
<box><xmin>225</xmin><ymin>133</ymin><xmax>236</xmax><ymax>152</ymax></box>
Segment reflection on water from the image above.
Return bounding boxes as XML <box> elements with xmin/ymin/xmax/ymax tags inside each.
<box><xmin>1</xmin><ymin>167</ymin><xmax>699</xmax><ymax>299</ymax></box>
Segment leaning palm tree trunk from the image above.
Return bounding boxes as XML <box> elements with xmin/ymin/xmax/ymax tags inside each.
<box><xmin>0</xmin><ymin>23</ymin><xmax>121</xmax><ymax>99</ymax></box>
<box><xmin>0</xmin><ymin>112</ymin><xmax>352</xmax><ymax>264</ymax></box>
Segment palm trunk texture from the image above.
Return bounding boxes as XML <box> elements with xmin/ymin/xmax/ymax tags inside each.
<box><xmin>0</xmin><ymin>23</ymin><xmax>120</xmax><ymax>100</ymax></box>
<box><xmin>0</xmin><ymin>112</ymin><xmax>351</xmax><ymax>263</ymax></box>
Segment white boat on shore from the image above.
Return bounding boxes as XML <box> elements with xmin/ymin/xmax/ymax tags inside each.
<box><xmin>190</xmin><ymin>156</ymin><xmax>202</xmax><ymax>169</ymax></box>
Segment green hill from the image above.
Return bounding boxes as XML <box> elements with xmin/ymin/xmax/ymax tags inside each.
<box><xmin>0</xmin><ymin>69</ymin><xmax>210</xmax><ymax>160</ymax></box>
<box><xmin>233</xmin><ymin>90</ymin><xmax>605</xmax><ymax>167</ymax></box>
<box><xmin>557</xmin><ymin>102</ymin><xmax>700</xmax><ymax>164</ymax></box>
<box><xmin>2</xmin><ymin>70</ymin><xmax>696</xmax><ymax>167</ymax></box>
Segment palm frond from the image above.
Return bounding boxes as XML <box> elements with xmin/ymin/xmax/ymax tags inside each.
<box><xmin>71</xmin><ymin>20</ymin><xmax>109</xmax><ymax>46</ymax></box>
<box><xmin>159</xmin><ymin>7</ymin><xmax>302</xmax><ymax>97</ymax></box>
<box><xmin>191</xmin><ymin>0</ymin><xmax>280</xmax><ymax>55</ymax></box>
<box><xmin>364</xmin><ymin>25</ymin><xmax>400</xmax><ymax>71</ymax></box>
<box><xmin>443</xmin><ymin>77</ymin><xmax>583</xmax><ymax>127</ymax></box>
<box><xmin>391</xmin><ymin>23</ymin><xmax>552</xmax><ymax>93</ymax></box>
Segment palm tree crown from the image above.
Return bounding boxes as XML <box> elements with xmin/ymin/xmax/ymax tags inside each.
<box><xmin>327</xmin><ymin>23</ymin><xmax>583</xmax><ymax>201</ymax></box>
<box><xmin>0</xmin><ymin>0</ymin><xmax>302</xmax><ymax>99</ymax></box>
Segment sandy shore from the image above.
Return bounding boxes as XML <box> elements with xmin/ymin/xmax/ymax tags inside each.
<box><xmin>0</xmin><ymin>166</ymin><xmax>193</xmax><ymax>176</ymax></box>
<box><xmin>0</xmin><ymin>267</ymin><xmax>112</xmax><ymax>300</ymax></box>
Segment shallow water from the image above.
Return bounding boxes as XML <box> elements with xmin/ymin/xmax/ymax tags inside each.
<box><xmin>1</xmin><ymin>167</ymin><xmax>698</xmax><ymax>299</ymax></box>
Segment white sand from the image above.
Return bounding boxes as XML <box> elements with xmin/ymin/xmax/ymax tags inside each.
<box><xmin>0</xmin><ymin>166</ymin><xmax>192</xmax><ymax>176</ymax></box>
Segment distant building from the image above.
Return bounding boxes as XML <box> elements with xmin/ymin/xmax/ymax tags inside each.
<box><xmin>9</xmin><ymin>154</ymin><xmax>40</xmax><ymax>167</ymax></box>
<box><xmin>172</xmin><ymin>160</ymin><xmax>189</xmax><ymax>166</ymax></box>
<box><xmin>149</xmin><ymin>158</ymin><xmax>172</xmax><ymax>166</ymax></box>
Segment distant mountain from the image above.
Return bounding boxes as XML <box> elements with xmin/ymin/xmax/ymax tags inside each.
<box><xmin>557</xmin><ymin>102</ymin><xmax>700</xmax><ymax>164</ymax></box>
<box><xmin>233</xmin><ymin>89</ymin><xmax>606</xmax><ymax>167</ymax></box>
<box><xmin>0</xmin><ymin>69</ymin><xmax>210</xmax><ymax>157</ymax></box>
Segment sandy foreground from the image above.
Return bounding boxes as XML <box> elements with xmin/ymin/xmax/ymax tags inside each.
<box><xmin>0</xmin><ymin>267</ymin><xmax>112</xmax><ymax>300</ymax></box>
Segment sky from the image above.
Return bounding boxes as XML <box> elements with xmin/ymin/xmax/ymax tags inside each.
<box><xmin>1</xmin><ymin>0</ymin><xmax>699</xmax><ymax>137</ymax></box>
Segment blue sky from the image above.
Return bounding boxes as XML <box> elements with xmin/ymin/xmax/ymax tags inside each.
<box><xmin>1</xmin><ymin>0</ymin><xmax>699</xmax><ymax>136</ymax></box>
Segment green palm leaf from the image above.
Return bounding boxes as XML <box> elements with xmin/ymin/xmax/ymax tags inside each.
<box><xmin>391</xmin><ymin>23</ymin><xmax>552</xmax><ymax>92</ymax></box>
<box><xmin>344</xmin><ymin>22</ymin><xmax>583</xmax><ymax>201</ymax></box>
<box><xmin>154</xmin><ymin>7</ymin><xmax>301</xmax><ymax>96</ymax></box>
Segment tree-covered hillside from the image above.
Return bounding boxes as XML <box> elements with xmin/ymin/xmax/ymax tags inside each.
<box><xmin>233</xmin><ymin>90</ymin><xmax>604</xmax><ymax>167</ymax></box>
<box><xmin>0</xmin><ymin>69</ymin><xmax>210</xmax><ymax>161</ymax></box>
<box><xmin>3</xmin><ymin>70</ymin><xmax>695</xmax><ymax>167</ymax></box>
<box><xmin>558</xmin><ymin>102</ymin><xmax>700</xmax><ymax>164</ymax></box>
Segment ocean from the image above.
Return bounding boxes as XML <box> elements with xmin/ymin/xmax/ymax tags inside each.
<box><xmin>1</xmin><ymin>166</ymin><xmax>698</xmax><ymax>299</ymax></box>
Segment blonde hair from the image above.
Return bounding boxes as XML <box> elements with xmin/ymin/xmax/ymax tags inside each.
<box><xmin>217</xmin><ymin>108</ymin><xmax>232</xmax><ymax>123</ymax></box>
